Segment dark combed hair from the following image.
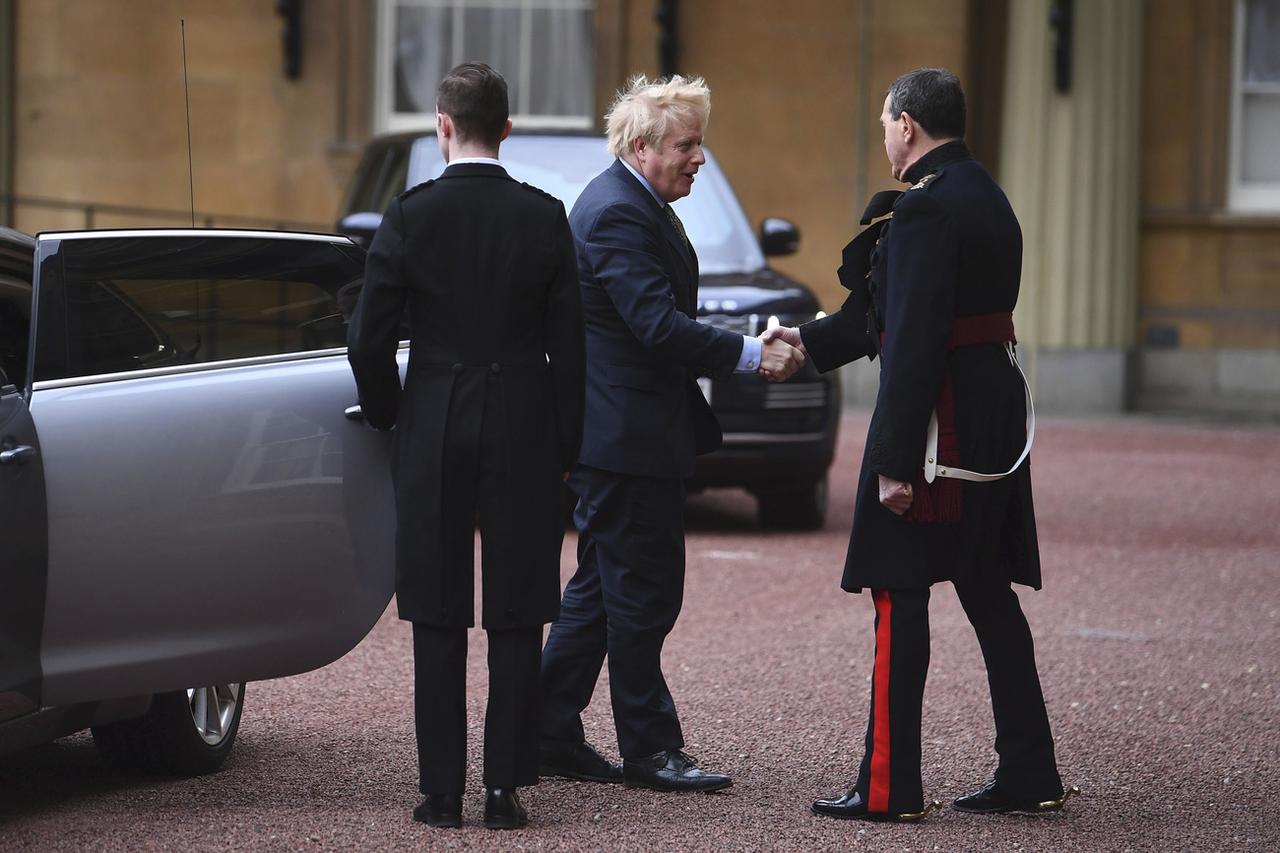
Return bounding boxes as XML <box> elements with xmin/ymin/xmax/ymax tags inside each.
<box><xmin>886</xmin><ymin>67</ymin><xmax>966</xmax><ymax>139</ymax></box>
<box><xmin>436</xmin><ymin>62</ymin><xmax>509</xmax><ymax>145</ymax></box>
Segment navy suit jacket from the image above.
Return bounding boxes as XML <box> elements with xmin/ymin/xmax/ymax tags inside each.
<box><xmin>569</xmin><ymin>159</ymin><xmax>743</xmax><ymax>478</ymax></box>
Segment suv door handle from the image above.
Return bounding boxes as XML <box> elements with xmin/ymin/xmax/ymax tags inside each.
<box><xmin>344</xmin><ymin>405</ymin><xmax>364</xmax><ymax>422</ymax></box>
<box><xmin>0</xmin><ymin>445</ymin><xmax>36</xmax><ymax>465</ymax></box>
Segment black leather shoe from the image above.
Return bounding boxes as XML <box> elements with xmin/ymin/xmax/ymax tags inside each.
<box><xmin>952</xmin><ymin>780</ymin><xmax>1076</xmax><ymax>814</ymax></box>
<box><xmin>484</xmin><ymin>787</ymin><xmax>528</xmax><ymax>829</ymax></box>
<box><xmin>623</xmin><ymin>750</ymin><xmax>732</xmax><ymax>792</ymax></box>
<box><xmin>811</xmin><ymin>789</ymin><xmax>939</xmax><ymax>823</ymax></box>
<box><xmin>412</xmin><ymin>792</ymin><xmax>461</xmax><ymax>828</ymax></box>
<box><xmin>539</xmin><ymin>738</ymin><xmax>624</xmax><ymax>783</ymax></box>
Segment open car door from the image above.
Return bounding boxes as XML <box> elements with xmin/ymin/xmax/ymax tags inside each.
<box><xmin>26</xmin><ymin>230</ymin><xmax>396</xmax><ymax>707</ymax></box>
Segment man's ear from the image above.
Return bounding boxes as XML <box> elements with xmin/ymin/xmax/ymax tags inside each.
<box><xmin>437</xmin><ymin>112</ymin><xmax>453</xmax><ymax>139</ymax></box>
<box><xmin>631</xmin><ymin>136</ymin><xmax>649</xmax><ymax>163</ymax></box>
<box><xmin>499</xmin><ymin>118</ymin><xmax>512</xmax><ymax>142</ymax></box>
<box><xmin>899</xmin><ymin>111</ymin><xmax>916</xmax><ymax>144</ymax></box>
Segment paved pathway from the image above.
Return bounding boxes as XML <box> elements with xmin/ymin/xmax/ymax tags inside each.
<box><xmin>3</xmin><ymin>412</ymin><xmax>1278</xmax><ymax>850</ymax></box>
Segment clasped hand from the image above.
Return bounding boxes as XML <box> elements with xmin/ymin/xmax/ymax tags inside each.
<box><xmin>757</xmin><ymin>325</ymin><xmax>806</xmax><ymax>382</ymax></box>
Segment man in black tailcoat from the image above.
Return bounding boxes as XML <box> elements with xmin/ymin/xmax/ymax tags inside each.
<box><xmin>536</xmin><ymin>74</ymin><xmax>806</xmax><ymax>793</ymax></box>
<box><xmin>347</xmin><ymin>62</ymin><xmax>584</xmax><ymax>830</ymax></box>
<box><xmin>766</xmin><ymin>68</ymin><xmax>1068</xmax><ymax>821</ymax></box>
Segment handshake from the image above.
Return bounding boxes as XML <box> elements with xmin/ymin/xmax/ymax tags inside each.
<box><xmin>757</xmin><ymin>325</ymin><xmax>806</xmax><ymax>382</ymax></box>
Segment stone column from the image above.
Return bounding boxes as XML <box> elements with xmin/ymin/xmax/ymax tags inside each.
<box><xmin>1000</xmin><ymin>0</ymin><xmax>1143</xmax><ymax>412</ymax></box>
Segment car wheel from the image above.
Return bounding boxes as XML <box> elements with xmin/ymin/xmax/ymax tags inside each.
<box><xmin>757</xmin><ymin>476</ymin><xmax>828</xmax><ymax>530</ymax></box>
<box><xmin>91</xmin><ymin>682</ymin><xmax>245</xmax><ymax>776</ymax></box>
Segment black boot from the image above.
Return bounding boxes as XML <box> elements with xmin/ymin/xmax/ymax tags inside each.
<box><xmin>484</xmin><ymin>787</ymin><xmax>528</xmax><ymax>829</ymax></box>
<box><xmin>811</xmin><ymin>788</ymin><xmax>939</xmax><ymax>823</ymax></box>
<box><xmin>412</xmin><ymin>792</ymin><xmax>462</xmax><ymax>828</ymax></box>
<box><xmin>952</xmin><ymin>780</ymin><xmax>1076</xmax><ymax>814</ymax></box>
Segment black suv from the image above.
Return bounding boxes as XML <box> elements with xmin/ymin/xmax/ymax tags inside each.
<box><xmin>338</xmin><ymin>131</ymin><xmax>839</xmax><ymax>528</ymax></box>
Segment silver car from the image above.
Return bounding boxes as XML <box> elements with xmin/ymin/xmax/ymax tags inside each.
<box><xmin>0</xmin><ymin>226</ymin><xmax>396</xmax><ymax>774</ymax></box>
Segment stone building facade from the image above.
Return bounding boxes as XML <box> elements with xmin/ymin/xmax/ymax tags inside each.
<box><xmin>1</xmin><ymin>0</ymin><xmax>1275</xmax><ymax>415</ymax></box>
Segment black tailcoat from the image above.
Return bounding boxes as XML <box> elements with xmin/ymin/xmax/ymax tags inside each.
<box><xmin>801</xmin><ymin>142</ymin><xmax>1041</xmax><ymax>592</ymax></box>
<box><xmin>347</xmin><ymin>163</ymin><xmax>585</xmax><ymax>628</ymax></box>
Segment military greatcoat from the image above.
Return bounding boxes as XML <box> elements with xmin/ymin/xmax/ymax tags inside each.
<box><xmin>347</xmin><ymin>163</ymin><xmax>585</xmax><ymax>628</ymax></box>
<box><xmin>801</xmin><ymin>141</ymin><xmax>1040</xmax><ymax>592</ymax></box>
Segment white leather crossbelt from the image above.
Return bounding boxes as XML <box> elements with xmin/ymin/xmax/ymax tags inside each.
<box><xmin>923</xmin><ymin>342</ymin><xmax>1035</xmax><ymax>484</ymax></box>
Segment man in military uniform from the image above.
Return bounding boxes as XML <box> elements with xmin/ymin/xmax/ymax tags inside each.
<box><xmin>347</xmin><ymin>62</ymin><xmax>584</xmax><ymax>830</ymax></box>
<box><xmin>766</xmin><ymin>68</ymin><xmax>1067</xmax><ymax>821</ymax></box>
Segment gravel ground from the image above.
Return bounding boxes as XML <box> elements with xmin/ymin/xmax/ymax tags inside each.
<box><xmin>2</xmin><ymin>411</ymin><xmax>1278</xmax><ymax>851</ymax></box>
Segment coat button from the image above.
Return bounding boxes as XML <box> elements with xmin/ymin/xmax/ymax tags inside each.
<box><xmin>505</xmin><ymin>608</ymin><xmax>517</xmax><ymax>619</ymax></box>
<box><xmin>490</xmin><ymin>363</ymin><xmax>501</xmax><ymax>375</ymax></box>
<box><xmin>452</xmin><ymin>363</ymin><xmax>463</xmax><ymax>373</ymax></box>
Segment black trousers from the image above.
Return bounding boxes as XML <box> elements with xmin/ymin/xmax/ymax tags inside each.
<box><xmin>413</xmin><ymin>624</ymin><xmax>541</xmax><ymax>794</ymax></box>
<box><xmin>852</xmin><ymin>582</ymin><xmax>1061</xmax><ymax>813</ymax></box>
<box><xmin>539</xmin><ymin>465</ymin><xmax>686</xmax><ymax>759</ymax></box>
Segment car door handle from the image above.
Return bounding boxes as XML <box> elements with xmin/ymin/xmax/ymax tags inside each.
<box><xmin>0</xmin><ymin>444</ymin><xmax>36</xmax><ymax>465</ymax></box>
<box><xmin>344</xmin><ymin>405</ymin><xmax>364</xmax><ymax>422</ymax></box>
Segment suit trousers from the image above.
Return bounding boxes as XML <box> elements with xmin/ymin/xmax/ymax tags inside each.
<box><xmin>853</xmin><ymin>582</ymin><xmax>1061</xmax><ymax>813</ymax></box>
<box><xmin>413</xmin><ymin>624</ymin><xmax>541</xmax><ymax>794</ymax></box>
<box><xmin>539</xmin><ymin>465</ymin><xmax>686</xmax><ymax>759</ymax></box>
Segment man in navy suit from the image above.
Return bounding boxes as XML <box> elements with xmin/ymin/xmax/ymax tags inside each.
<box><xmin>538</xmin><ymin>75</ymin><xmax>805</xmax><ymax>792</ymax></box>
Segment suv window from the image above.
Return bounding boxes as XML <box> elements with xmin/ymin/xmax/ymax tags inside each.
<box><xmin>341</xmin><ymin>140</ymin><xmax>412</xmax><ymax>217</ymax></box>
<box><xmin>0</xmin><ymin>240</ymin><xmax>34</xmax><ymax>390</ymax></box>
<box><xmin>39</xmin><ymin>236</ymin><xmax>363</xmax><ymax>382</ymax></box>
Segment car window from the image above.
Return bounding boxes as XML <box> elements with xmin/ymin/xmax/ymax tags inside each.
<box><xmin>0</xmin><ymin>243</ymin><xmax>33</xmax><ymax>390</ymax></box>
<box><xmin>406</xmin><ymin>136</ymin><xmax>768</xmax><ymax>276</ymax></box>
<box><xmin>38</xmin><ymin>236</ymin><xmax>363</xmax><ymax>382</ymax></box>
<box><xmin>342</xmin><ymin>140</ymin><xmax>412</xmax><ymax>217</ymax></box>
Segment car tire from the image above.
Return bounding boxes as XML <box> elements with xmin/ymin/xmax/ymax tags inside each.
<box><xmin>91</xmin><ymin>683</ymin><xmax>245</xmax><ymax>776</ymax></box>
<box><xmin>757</xmin><ymin>476</ymin><xmax>828</xmax><ymax>530</ymax></box>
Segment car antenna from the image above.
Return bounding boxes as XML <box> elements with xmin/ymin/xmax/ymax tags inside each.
<box><xmin>181</xmin><ymin>19</ymin><xmax>201</xmax><ymax>357</ymax></box>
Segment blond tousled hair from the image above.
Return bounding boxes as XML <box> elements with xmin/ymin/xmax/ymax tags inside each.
<box><xmin>605</xmin><ymin>74</ymin><xmax>711</xmax><ymax>159</ymax></box>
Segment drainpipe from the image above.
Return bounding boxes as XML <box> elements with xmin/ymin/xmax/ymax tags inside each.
<box><xmin>656</xmin><ymin>0</ymin><xmax>678</xmax><ymax>77</ymax></box>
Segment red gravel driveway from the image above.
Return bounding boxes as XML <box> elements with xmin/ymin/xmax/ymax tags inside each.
<box><xmin>2</xmin><ymin>411</ymin><xmax>1278</xmax><ymax>851</ymax></box>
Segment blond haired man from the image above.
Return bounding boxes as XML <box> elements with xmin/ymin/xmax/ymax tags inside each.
<box><xmin>538</xmin><ymin>75</ymin><xmax>804</xmax><ymax>792</ymax></box>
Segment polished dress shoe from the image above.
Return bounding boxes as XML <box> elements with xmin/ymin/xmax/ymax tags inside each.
<box><xmin>952</xmin><ymin>780</ymin><xmax>1077</xmax><ymax>814</ymax></box>
<box><xmin>539</xmin><ymin>738</ymin><xmax>624</xmax><ymax>783</ymax></box>
<box><xmin>623</xmin><ymin>750</ymin><xmax>732</xmax><ymax>792</ymax></box>
<box><xmin>811</xmin><ymin>788</ymin><xmax>939</xmax><ymax>823</ymax></box>
<box><xmin>484</xmin><ymin>787</ymin><xmax>528</xmax><ymax>829</ymax></box>
<box><xmin>412</xmin><ymin>792</ymin><xmax>461</xmax><ymax>828</ymax></box>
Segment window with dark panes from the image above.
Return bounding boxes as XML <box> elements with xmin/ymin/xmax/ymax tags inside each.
<box><xmin>45</xmin><ymin>237</ymin><xmax>363</xmax><ymax>382</ymax></box>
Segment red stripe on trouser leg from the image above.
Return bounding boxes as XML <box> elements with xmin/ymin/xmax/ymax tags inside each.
<box><xmin>868</xmin><ymin>588</ymin><xmax>893</xmax><ymax>812</ymax></box>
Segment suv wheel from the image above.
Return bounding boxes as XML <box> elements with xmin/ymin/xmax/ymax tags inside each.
<box><xmin>92</xmin><ymin>683</ymin><xmax>245</xmax><ymax>776</ymax></box>
<box><xmin>757</xmin><ymin>476</ymin><xmax>828</xmax><ymax>530</ymax></box>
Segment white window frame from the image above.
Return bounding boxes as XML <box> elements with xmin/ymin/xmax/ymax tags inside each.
<box><xmin>1228</xmin><ymin>0</ymin><xmax>1280</xmax><ymax>212</ymax></box>
<box><xmin>374</xmin><ymin>0</ymin><xmax>595</xmax><ymax>134</ymax></box>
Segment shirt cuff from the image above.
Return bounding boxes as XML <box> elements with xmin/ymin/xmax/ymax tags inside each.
<box><xmin>734</xmin><ymin>335</ymin><xmax>762</xmax><ymax>373</ymax></box>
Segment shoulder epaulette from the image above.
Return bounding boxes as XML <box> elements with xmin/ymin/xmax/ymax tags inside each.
<box><xmin>397</xmin><ymin>179</ymin><xmax>436</xmax><ymax>201</ymax></box>
<box><xmin>908</xmin><ymin>172</ymin><xmax>940</xmax><ymax>192</ymax></box>
<box><xmin>519</xmin><ymin>181</ymin><xmax>560</xmax><ymax>205</ymax></box>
